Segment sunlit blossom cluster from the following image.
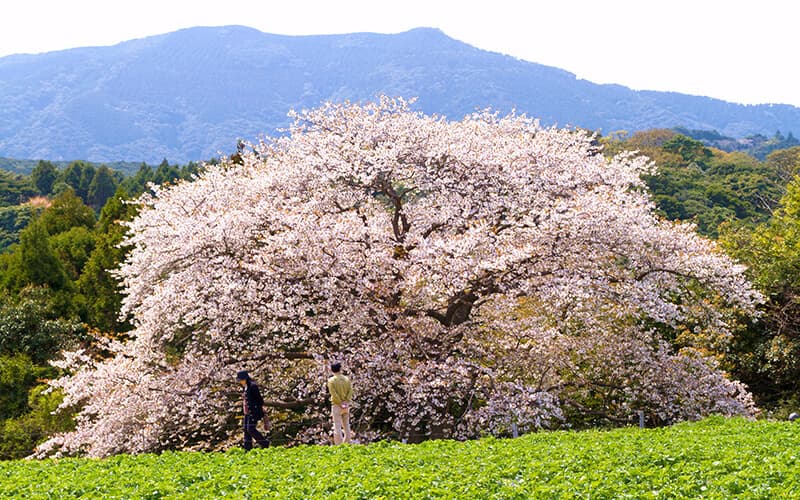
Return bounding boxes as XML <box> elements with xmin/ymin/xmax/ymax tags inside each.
<box><xmin>38</xmin><ymin>97</ymin><xmax>759</xmax><ymax>457</ymax></box>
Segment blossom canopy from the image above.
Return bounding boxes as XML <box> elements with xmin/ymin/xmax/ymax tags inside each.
<box><xmin>40</xmin><ymin>98</ymin><xmax>759</xmax><ymax>457</ymax></box>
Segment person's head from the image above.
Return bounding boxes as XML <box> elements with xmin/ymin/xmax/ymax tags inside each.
<box><xmin>330</xmin><ymin>362</ymin><xmax>342</xmax><ymax>374</ymax></box>
<box><xmin>236</xmin><ymin>370</ymin><xmax>250</xmax><ymax>387</ymax></box>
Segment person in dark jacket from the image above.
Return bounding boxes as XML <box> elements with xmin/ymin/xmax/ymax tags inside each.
<box><xmin>236</xmin><ymin>370</ymin><xmax>270</xmax><ymax>450</ymax></box>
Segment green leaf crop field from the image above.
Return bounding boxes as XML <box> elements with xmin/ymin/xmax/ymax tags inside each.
<box><xmin>1</xmin><ymin>417</ymin><xmax>798</xmax><ymax>498</ymax></box>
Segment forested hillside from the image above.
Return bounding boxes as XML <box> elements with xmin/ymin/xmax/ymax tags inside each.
<box><xmin>2</xmin><ymin>122</ymin><xmax>800</xmax><ymax>459</ymax></box>
<box><xmin>2</xmin><ymin>26</ymin><xmax>800</xmax><ymax>163</ymax></box>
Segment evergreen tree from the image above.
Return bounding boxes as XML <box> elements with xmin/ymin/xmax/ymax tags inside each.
<box><xmin>119</xmin><ymin>163</ymin><xmax>154</xmax><ymax>195</ymax></box>
<box><xmin>61</xmin><ymin>161</ymin><xmax>95</xmax><ymax>203</ymax></box>
<box><xmin>78</xmin><ymin>189</ymin><xmax>137</xmax><ymax>333</ymax></box>
<box><xmin>38</xmin><ymin>190</ymin><xmax>96</xmax><ymax>236</ymax></box>
<box><xmin>87</xmin><ymin>165</ymin><xmax>118</xmax><ymax>210</ymax></box>
<box><xmin>15</xmin><ymin>220</ymin><xmax>68</xmax><ymax>290</ymax></box>
<box><xmin>49</xmin><ymin>227</ymin><xmax>97</xmax><ymax>281</ymax></box>
<box><xmin>30</xmin><ymin>161</ymin><xmax>59</xmax><ymax>196</ymax></box>
<box><xmin>153</xmin><ymin>159</ymin><xmax>180</xmax><ymax>185</ymax></box>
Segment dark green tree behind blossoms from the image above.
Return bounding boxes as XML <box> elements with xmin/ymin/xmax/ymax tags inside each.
<box><xmin>720</xmin><ymin>178</ymin><xmax>800</xmax><ymax>406</ymax></box>
<box><xmin>78</xmin><ymin>188</ymin><xmax>138</xmax><ymax>332</ymax></box>
<box><xmin>0</xmin><ymin>159</ymin><xmax>202</xmax><ymax>459</ymax></box>
<box><xmin>7</xmin><ymin>220</ymin><xmax>69</xmax><ymax>291</ymax></box>
<box><xmin>0</xmin><ymin>286</ymin><xmax>85</xmax><ymax>460</ymax></box>
<box><xmin>603</xmin><ymin>131</ymin><xmax>785</xmax><ymax>237</ymax></box>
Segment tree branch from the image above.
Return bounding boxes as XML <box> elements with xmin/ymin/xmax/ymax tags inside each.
<box><xmin>264</xmin><ymin>397</ymin><xmax>316</xmax><ymax>409</ymax></box>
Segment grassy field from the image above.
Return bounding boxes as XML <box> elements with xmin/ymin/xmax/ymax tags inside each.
<box><xmin>1</xmin><ymin>417</ymin><xmax>798</xmax><ymax>498</ymax></box>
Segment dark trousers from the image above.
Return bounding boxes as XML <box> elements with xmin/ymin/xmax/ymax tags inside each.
<box><xmin>243</xmin><ymin>414</ymin><xmax>270</xmax><ymax>450</ymax></box>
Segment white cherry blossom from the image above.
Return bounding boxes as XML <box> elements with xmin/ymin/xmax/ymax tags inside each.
<box><xmin>38</xmin><ymin>98</ymin><xmax>759</xmax><ymax>457</ymax></box>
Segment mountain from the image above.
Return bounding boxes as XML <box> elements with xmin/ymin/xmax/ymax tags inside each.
<box><xmin>2</xmin><ymin>26</ymin><xmax>799</xmax><ymax>164</ymax></box>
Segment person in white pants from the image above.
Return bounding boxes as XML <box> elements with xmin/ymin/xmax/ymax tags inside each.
<box><xmin>327</xmin><ymin>362</ymin><xmax>353</xmax><ymax>444</ymax></box>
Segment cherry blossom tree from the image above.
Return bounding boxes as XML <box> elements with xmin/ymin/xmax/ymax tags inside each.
<box><xmin>38</xmin><ymin>98</ymin><xmax>760</xmax><ymax>457</ymax></box>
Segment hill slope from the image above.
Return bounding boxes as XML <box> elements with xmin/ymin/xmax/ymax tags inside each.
<box><xmin>2</xmin><ymin>26</ymin><xmax>799</xmax><ymax>163</ymax></box>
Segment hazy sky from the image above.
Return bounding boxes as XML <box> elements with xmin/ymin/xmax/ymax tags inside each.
<box><xmin>2</xmin><ymin>0</ymin><xmax>797</xmax><ymax>106</ymax></box>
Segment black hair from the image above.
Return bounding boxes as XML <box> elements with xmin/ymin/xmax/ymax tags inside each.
<box><xmin>330</xmin><ymin>362</ymin><xmax>342</xmax><ymax>373</ymax></box>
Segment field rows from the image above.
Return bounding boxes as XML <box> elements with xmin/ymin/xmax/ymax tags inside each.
<box><xmin>1</xmin><ymin>417</ymin><xmax>798</xmax><ymax>498</ymax></box>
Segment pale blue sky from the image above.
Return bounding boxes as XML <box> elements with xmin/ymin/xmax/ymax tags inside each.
<box><xmin>1</xmin><ymin>0</ymin><xmax>797</xmax><ymax>107</ymax></box>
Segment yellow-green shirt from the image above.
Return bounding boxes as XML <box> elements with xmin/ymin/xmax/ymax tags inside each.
<box><xmin>327</xmin><ymin>374</ymin><xmax>353</xmax><ymax>405</ymax></box>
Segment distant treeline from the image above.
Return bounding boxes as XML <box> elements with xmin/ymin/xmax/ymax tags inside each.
<box><xmin>0</xmin><ymin>158</ymin><xmax>145</xmax><ymax>177</ymax></box>
<box><xmin>602</xmin><ymin>129</ymin><xmax>798</xmax><ymax>236</ymax></box>
<box><xmin>0</xmin><ymin>159</ymin><xmax>203</xmax><ymax>252</ymax></box>
<box><xmin>673</xmin><ymin>128</ymin><xmax>800</xmax><ymax>160</ymax></box>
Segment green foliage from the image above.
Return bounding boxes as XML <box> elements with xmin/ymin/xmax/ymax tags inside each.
<box><xmin>720</xmin><ymin>178</ymin><xmax>800</xmax><ymax>403</ymax></box>
<box><xmin>0</xmin><ymin>170</ymin><xmax>35</xmax><ymax>207</ymax></box>
<box><xmin>37</xmin><ymin>190</ymin><xmax>96</xmax><ymax>236</ymax></box>
<box><xmin>0</xmin><ymin>386</ymin><xmax>74</xmax><ymax>461</ymax></box>
<box><xmin>0</xmin><ymin>190</ymin><xmax>98</xmax><ymax>299</ymax></box>
<box><xmin>0</xmin><ymin>160</ymin><xmax>203</xmax><ymax>459</ymax></box>
<box><xmin>0</xmin><ymin>158</ymin><xmax>37</xmax><ymax>175</ymax></box>
<box><xmin>119</xmin><ymin>160</ymin><xmax>201</xmax><ymax>197</ymax></box>
<box><xmin>1</xmin><ymin>157</ymin><xmax>202</xmax><ymax>256</ymax></box>
<box><xmin>78</xmin><ymin>189</ymin><xmax>138</xmax><ymax>332</ymax></box>
<box><xmin>5</xmin><ymin>220</ymin><xmax>69</xmax><ymax>291</ymax></box>
<box><xmin>0</xmin><ymin>160</ymin><xmax>197</xmax><ymax>336</ymax></box>
<box><xmin>86</xmin><ymin>165</ymin><xmax>119</xmax><ymax>210</ymax></box>
<box><xmin>1</xmin><ymin>418</ymin><xmax>798</xmax><ymax>496</ymax></box>
<box><xmin>0</xmin><ymin>353</ymin><xmax>72</xmax><ymax>460</ymax></box>
<box><xmin>605</xmin><ymin>132</ymin><xmax>785</xmax><ymax>236</ymax></box>
<box><xmin>49</xmin><ymin>227</ymin><xmax>97</xmax><ymax>282</ymax></box>
<box><xmin>0</xmin><ymin>287</ymin><xmax>86</xmax><ymax>363</ymax></box>
<box><xmin>0</xmin><ymin>191</ymin><xmax>98</xmax><ymax>322</ymax></box>
<box><xmin>662</xmin><ymin>134</ymin><xmax>713</xmax><ymax>168</ymax></box>
<box><xmin>0</xmin><ymin>204</ymin><xmax>38</xmax><ymax>234</ymax></box>
<box><xmin>747</xmin><ymin>131</ymin><xmax>800</xmax><ymax>160</ymax></box>
<box><xmin>674</xmin><ymin>127</ymin><xmax>800</xmax><ymax>161</ymax></box>
<box><xmin>95</xmin><ymin>186</ymin><xmax>134</xmax><ymax>234</ymax></box>
<box><xmin>119</xmin><ymin>163</ymin><xmax>154</xmax><ymax>195</ymax></box>
<box><xmin>60</xmin><ymin>161</ymin><xmax>96</xmax><ymax>203</ymax></box>
<box><xmin>0</xmin><ymin>354</ymin><xmax>40</xmax><ymax>420</ymax></box>
<box><xmin>0</xmin><ymin>204</ymin><xmax>40</xmax><ymax>252</ymax></box>
<box><xmin>30</xmin><ymin>161</ymin><xmax>58</xmax><ymax>196</ymax></box>
<box><xmin>154</xmin><ymin>158</ymin><xmax>181</xmax><ymax>185</ymax></box>
<box><xmin>1</xmin><ymin>158</ymin><xmax>146</xmax><ymax>177</ymax></box>
<box><xmin>766</xmin><ymin>146</ymin><xmax>800</xmax><ymax>183</ymax></box>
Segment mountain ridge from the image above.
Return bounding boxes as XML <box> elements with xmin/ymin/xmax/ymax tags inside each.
<box><xmin>1</xmin><ymin>25</ymin><xmax>799</xmax><ymax>163</ymax></box>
